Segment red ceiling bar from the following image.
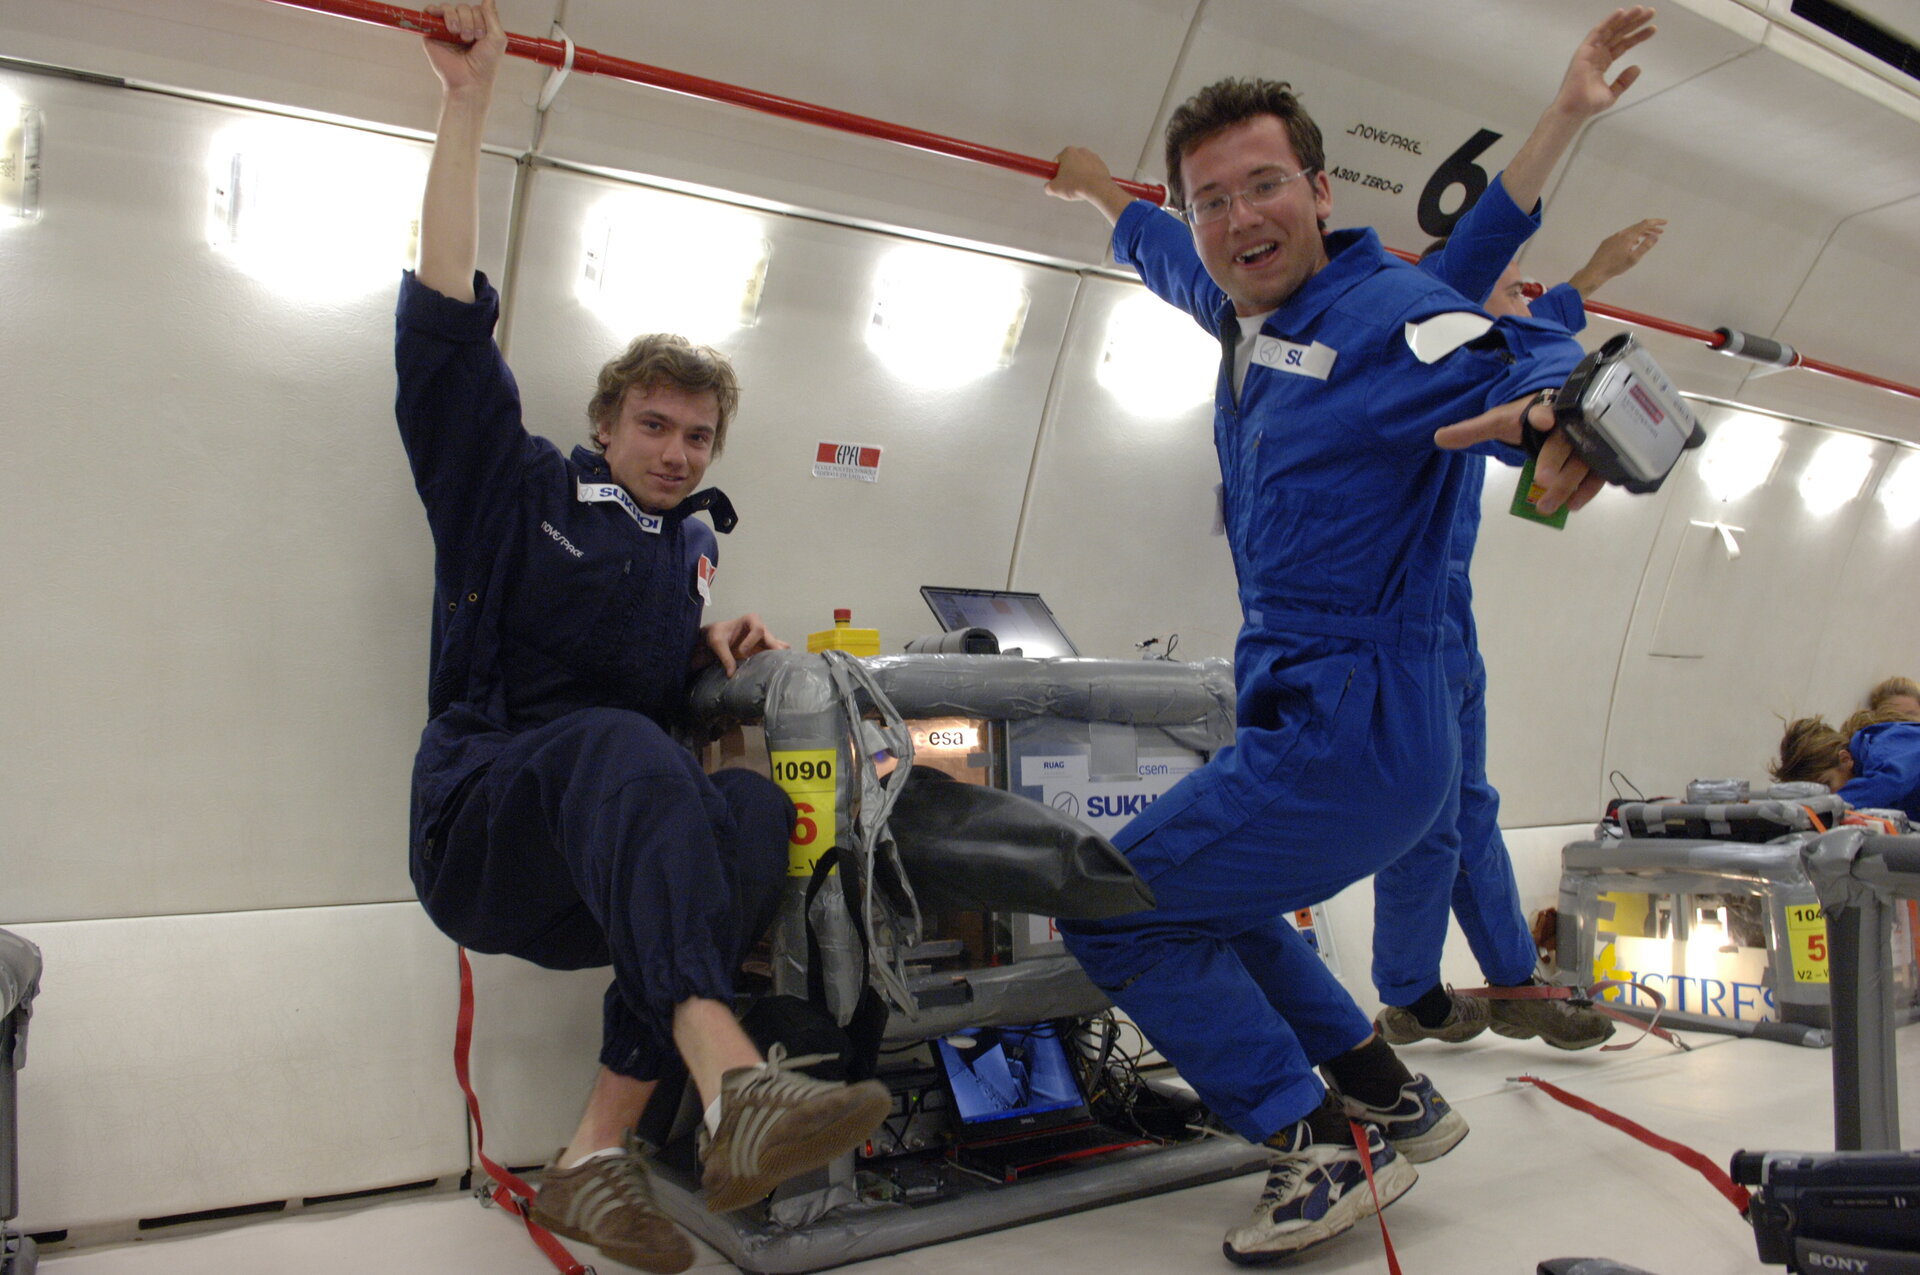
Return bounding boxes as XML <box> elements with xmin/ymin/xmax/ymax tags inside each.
<box><xmin>273</xmin><ymin>0</ymin><xmax>1919</xmax><ymax>404</ymax></box>
<box><xmin>1381</xmin><ymin>247</ymin><xmax>1920</xmax><ymax>403</ymax></box>
<box><xmin>264</xmin><ymin>0</ymin><xmax>1168</xmax><ymax>202</ymax></box>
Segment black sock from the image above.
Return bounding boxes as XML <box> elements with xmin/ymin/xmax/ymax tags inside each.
<box><xmin>1321</xmin><ymin>1034</ymin><xmax>1413</xmax><ymax>1109</ymax></box>
<box><xmin>1407</xmin><ymin>983</ymin><xmax>1454</xmax><ymax>1029</ymax></box>
<box><xmin>1266</xmin><ymin>1091</ymin><xmax>1356</xmax><ymax>1150</ymax></box>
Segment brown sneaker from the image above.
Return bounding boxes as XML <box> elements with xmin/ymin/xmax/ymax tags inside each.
<box><xmin>529</xmin><ymin>1136</ymin><xmax>695</xmax><ymax>1274</ymax></box>
<box><xmin>1374</xmin><ymin>992</ymin><xmax>1491</xmax><ymax>1045</ymax></box>
<box><xmin>1488</xmin><ymin>989</ymin><xmax>1616</xmax><ymax>1050</ymax></box>
<box><xmin>700</xmin><ymin>1044</ymin><xmax>892</xmax><ymax>1213</ymax></box>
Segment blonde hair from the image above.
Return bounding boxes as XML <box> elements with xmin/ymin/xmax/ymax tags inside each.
<box><xmin>1770</xmin><ymin>717</ymin><xmax>1849</xmax><ymax>785</ymax></box>
<box><xmin>1842</xmin><ymin>705</ymin><xmax>1920</xmax><ymax>738</ymax></box>
<box><xmin>1867</xmin><ymin>676</ymin><xmax>1920</xmax><ymax>711</ymax></box>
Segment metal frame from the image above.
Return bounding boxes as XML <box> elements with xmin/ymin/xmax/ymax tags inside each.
<box><xmin>1557</xmin><ymin>833</ymin><xmax>1832</xmax><ymax>1035</ymax></box>
<box><xmin>1803</xmin><ymin>830</ymin><xmax>1920</xmax><ymax>1151</ymax></box>
<box><xmin>671</xmin><ymin>652</ymin><xmax>1265</xmax><ymax>1272</ymax></box>
<box><xmin>0</xmin><ymin>930</ymin><xmax>41</xmax><ymax>1275</ymax></box>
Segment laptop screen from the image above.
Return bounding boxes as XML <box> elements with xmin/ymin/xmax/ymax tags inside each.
<box><xmin>919</xmin><ymin>586</ymin><xmax>1080</xmax><ymax>658</ymax></box>
<box><xmin>932</xmin><ymin>1024</ymin><xmax>1087</xmax><ymax>1130</ymax></box>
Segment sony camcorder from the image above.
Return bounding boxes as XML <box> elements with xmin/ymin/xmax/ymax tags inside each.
<box><xmin>1732</xmin><ymin>1149</ymin><xmax>1920</xmax><ymax>1274</ymax></box>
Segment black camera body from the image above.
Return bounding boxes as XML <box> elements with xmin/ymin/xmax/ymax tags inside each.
<box><xmin>1732</xmin><ymin>1149</ymin><xmax>1920</xmax><ymax>1273</ymax></box>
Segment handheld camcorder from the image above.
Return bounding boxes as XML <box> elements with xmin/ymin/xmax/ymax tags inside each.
<box><xmin>1531</xmin><ymin>334</ymin><xmax>1706</xmax><ymax>494</ymax></box>
<box><xmin>1731</xmin><ymin>1149</ymin><xmax>1920</xmax><ymax>1273</ymax></box>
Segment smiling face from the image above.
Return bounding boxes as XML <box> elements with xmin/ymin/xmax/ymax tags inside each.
<box><xmin>1179</xmin><ymin>114</ymin><xmax>1333</xmax><ymax>316</ymax></box>
<box><xmin>595</xmin><ymin>382</ymin><xmax>718</xmax><ymax>513</ymax></box>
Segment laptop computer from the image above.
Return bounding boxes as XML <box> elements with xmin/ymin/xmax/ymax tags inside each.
<box><xmin>930</xmin><ymin>1021</ymin><xmax>1152</xmax><ymax>1182</ymax></box>
<box><xmin>919</xmin><ymin>586</ymin><xmax>1080</xmax><ymax>658</ymax></box>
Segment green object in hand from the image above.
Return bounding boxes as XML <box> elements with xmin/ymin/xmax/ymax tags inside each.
<box><xmin>1509</xmin><ymin>454</ymin><xmax>1569</xmax><ymax>529</ymax></box>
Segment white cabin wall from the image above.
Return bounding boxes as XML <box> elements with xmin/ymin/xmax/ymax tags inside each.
<box><xmin>3</xmin><ymin>0</ymin><xmax>1919</xmax><ymax>1239</ymax></box>
<box><xmin>1011</xmin><ymin>271</ymin><xmax>1241</xmax><ymax>662</ymax></box>
<box><xmin>1604</xmin><ymin>406</ymin><xmax>1902</xmax><ymax>793</ymax></box>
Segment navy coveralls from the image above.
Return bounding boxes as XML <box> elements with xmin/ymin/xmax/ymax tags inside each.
<box><xmin>1371</xmin><ymin>175</ymin><xmax>1582</xmax><ymax>1003</ymax></box>
<box><xmin>1058</xmin><ymin>205</ymin><xmax>1581</xmax><ymax>1142</ymax></box>
<box><xmin>1841</xmin><ymin>722</ymin><xmax>1920</xmax><ymax>820</ymax></box>
<box><xmin>394</xmin><ymin>272</ymin><xmax>791</xmax><ymax>1081</ymax></box>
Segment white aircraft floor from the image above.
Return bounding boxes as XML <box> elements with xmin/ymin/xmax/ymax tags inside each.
<box><xmin>39</xmin><ymin>1022</ymin><xmax>1920</xmax><ymax>1275</ymax></box>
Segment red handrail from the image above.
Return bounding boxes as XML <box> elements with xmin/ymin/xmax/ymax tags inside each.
<box><xmin>1381</xmin><ymin>247</ymin><xmax>1920</xmax><ymax>402</ymax></box>
<box><xmin>271</xmin><ymin>0</ymin><xmax>1919</xmax><ymax>404</ymax></box>
<box><xmin>264</xmin><ymin>0</ymin><xmax>1167</xmax><ymax>203</ymax></box>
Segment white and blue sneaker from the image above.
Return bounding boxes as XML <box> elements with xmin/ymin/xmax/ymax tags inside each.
<box><xmin>1330</xmin><ymin>1073</ymin><xmax>1467</xmax><ymax>1163</ymax></box>
<box><xmin>1222</xmin><ymin>1121</ymin><xmax>1416</xmax><ymax>1265</ymax></box>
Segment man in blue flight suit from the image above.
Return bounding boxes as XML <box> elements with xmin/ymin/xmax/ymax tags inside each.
<box><xmin>1373</xmin><ymin>9</ymin><xmax>1664</xmax><ymax>1053</ymax></box>
<box><xmin>398</xmin><ymin>6</ymin><xmax>888</xmax><ymax>1272</ymax></box>
<box><xmin>1044</xmin><ymin>70</ymin><xmax>1610</xmax><ymax>1263</ymax></box>
<box><xmin>1377</xmin><ymin>208</ymin><xmax>1662</xmax><ymax>1051</ymax></box>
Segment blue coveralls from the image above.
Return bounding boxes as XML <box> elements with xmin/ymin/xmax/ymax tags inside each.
<box><xmin>395</xmin><ymin>271</ymin><xmax>791</xmax><ymax>1081</ymax></box>
<box><xmin>1370</xmin><ymin>176</ymin><xmax>1582</xmax><ymax>1002</ymax></box>
<box><xmin>1841</xmin><ymin>722</ymin><xmax>1920</xmax><ymax>821</ymax></box>
<box><xmin>1057</xmin><ymin>204</ymin><xmax>1582</xmax><ymax>1142</ymax></box>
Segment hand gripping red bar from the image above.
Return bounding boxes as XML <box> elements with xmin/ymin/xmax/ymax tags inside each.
<box><xmin>263</xmin><ymin>0</ymin><xmax>1168</xmax><ymax>204</ymax></box>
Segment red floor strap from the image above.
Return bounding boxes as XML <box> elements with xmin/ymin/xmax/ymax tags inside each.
<box><xmin>455</xmin><ymin>947</ymin><xmax>592</xmax><ymax>1275</ymax></box>
<box><xmin>1348</xmin><ymin>1118</ymin><xmax>1405</xmax><ymax>1275</ymax></box>
<box><xmin>1513</xmin><ymin>1074</ymin><xmax>1752</xmax><ymax>1213</ymax></box>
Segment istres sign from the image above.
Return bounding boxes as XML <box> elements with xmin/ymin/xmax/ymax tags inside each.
<box><xmin>1598</xmin><ymin>935</ymin><xmax>1779</xmax><ymax>1022</ymax></box>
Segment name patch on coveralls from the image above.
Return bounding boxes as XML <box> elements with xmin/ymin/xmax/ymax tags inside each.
<box><xmin>1251</xmin><ymin>336</ymin><xmax>1337</xmax><ymax>380</ymax></box>
<box><xmin>577</xmin><ymin>481</ymin><xmax>662</xmax><ymax>534</ymax></box>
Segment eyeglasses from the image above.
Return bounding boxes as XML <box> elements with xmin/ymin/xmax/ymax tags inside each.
<box><xmin>1179</xmin><ymin>169</ymin><xmax>1317</xmax><ymax>225</ymax></box>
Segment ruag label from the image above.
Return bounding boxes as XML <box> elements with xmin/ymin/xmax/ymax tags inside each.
<box><xmin>769</xmin><ymin>749</ymin><xmax>837</xmax><ymax>878</ymax></box>
<box><xmin>1016</xmin><ymin>752</ymin><xmax>1202</xmax><ymax>837</ymax></box>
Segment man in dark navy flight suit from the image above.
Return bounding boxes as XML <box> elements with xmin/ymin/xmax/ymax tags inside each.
<box><xmin>398</xmin><ymin>6</ymin><xmax>887</xmax><ymax>1272</ymax></box>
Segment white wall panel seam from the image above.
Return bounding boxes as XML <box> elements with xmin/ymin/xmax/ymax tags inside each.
<box><xmin>1129</xmin><ymin>0</ymin><xmax>1212</xmax><ymax>187</ymax></box>
<box><xmin>1795</xmin><ymin>442</ymin><xmax>1889</xmax><ymax>712</ymax></box>
<box><xmin>1006</xmin><ymin>274</ymin><xmax>1092</xmax><ymax>590</ymax></box>
<box><xmin>1732</xmin><ymin>192</ymin><xmax>1920</xmax><ymax>405</ymax></box>
<box><xmin>493</xmin><ymin>151</ymin><xmax>539</xmax><ymax>360</ymax></box>
<box><xmin>1596</xmin><ymin>474</ymin><xmax>1695</xmax><ymax>814</ymax></box>
<box><xmin>1534</xmin><ymin>43</ymin><xmax>1764</xmax><ymax>270</ymax></box>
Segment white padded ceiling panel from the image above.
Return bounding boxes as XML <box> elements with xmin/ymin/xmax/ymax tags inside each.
<box><xmin>0</xmin><ymin>0</ymin><xmax>551</xmax><ymax>154</ymax></box>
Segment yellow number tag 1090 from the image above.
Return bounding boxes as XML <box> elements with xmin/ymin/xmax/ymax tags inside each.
<box><xmin>769</xmin><ymin>748</ymin><xmax>837</xmax><ymax>878</ymax></box>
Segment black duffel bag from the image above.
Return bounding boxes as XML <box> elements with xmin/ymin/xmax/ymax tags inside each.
<box><xmin>886</xmin><ymin>765</ymin><xmax>1155</xmax><ymax>919</ymax></box>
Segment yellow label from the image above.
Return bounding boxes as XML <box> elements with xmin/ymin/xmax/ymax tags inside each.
<box><xmin>769</xmin><ymin>748</ymin><xmax>838</xmax><ymax>877</ymax></box>
<box><xmin>1785</xmin><ymin>903</ymin><xmax>1830</xmax><ymax>984</ymax></box>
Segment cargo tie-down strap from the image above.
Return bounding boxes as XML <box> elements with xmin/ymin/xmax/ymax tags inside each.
<box><xmin>1348</xmin><ymin>1117</ymin><xmax>1406</xmax><ymax>1275</ymax></box>
<box><xmin>1457</xmin><ymin>977</ymin><xmax>1688</xmax><ymax>1051</ymax></box>
<box><xmin>1511</xmin><ymin>1074</ymin><xmax>1753</xmax><ymax>1215</ymax></box>
<box><xmin>454</xmin><ymin>946</ymin><xmax>594</xmax><ymax>1275</ymax></box>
